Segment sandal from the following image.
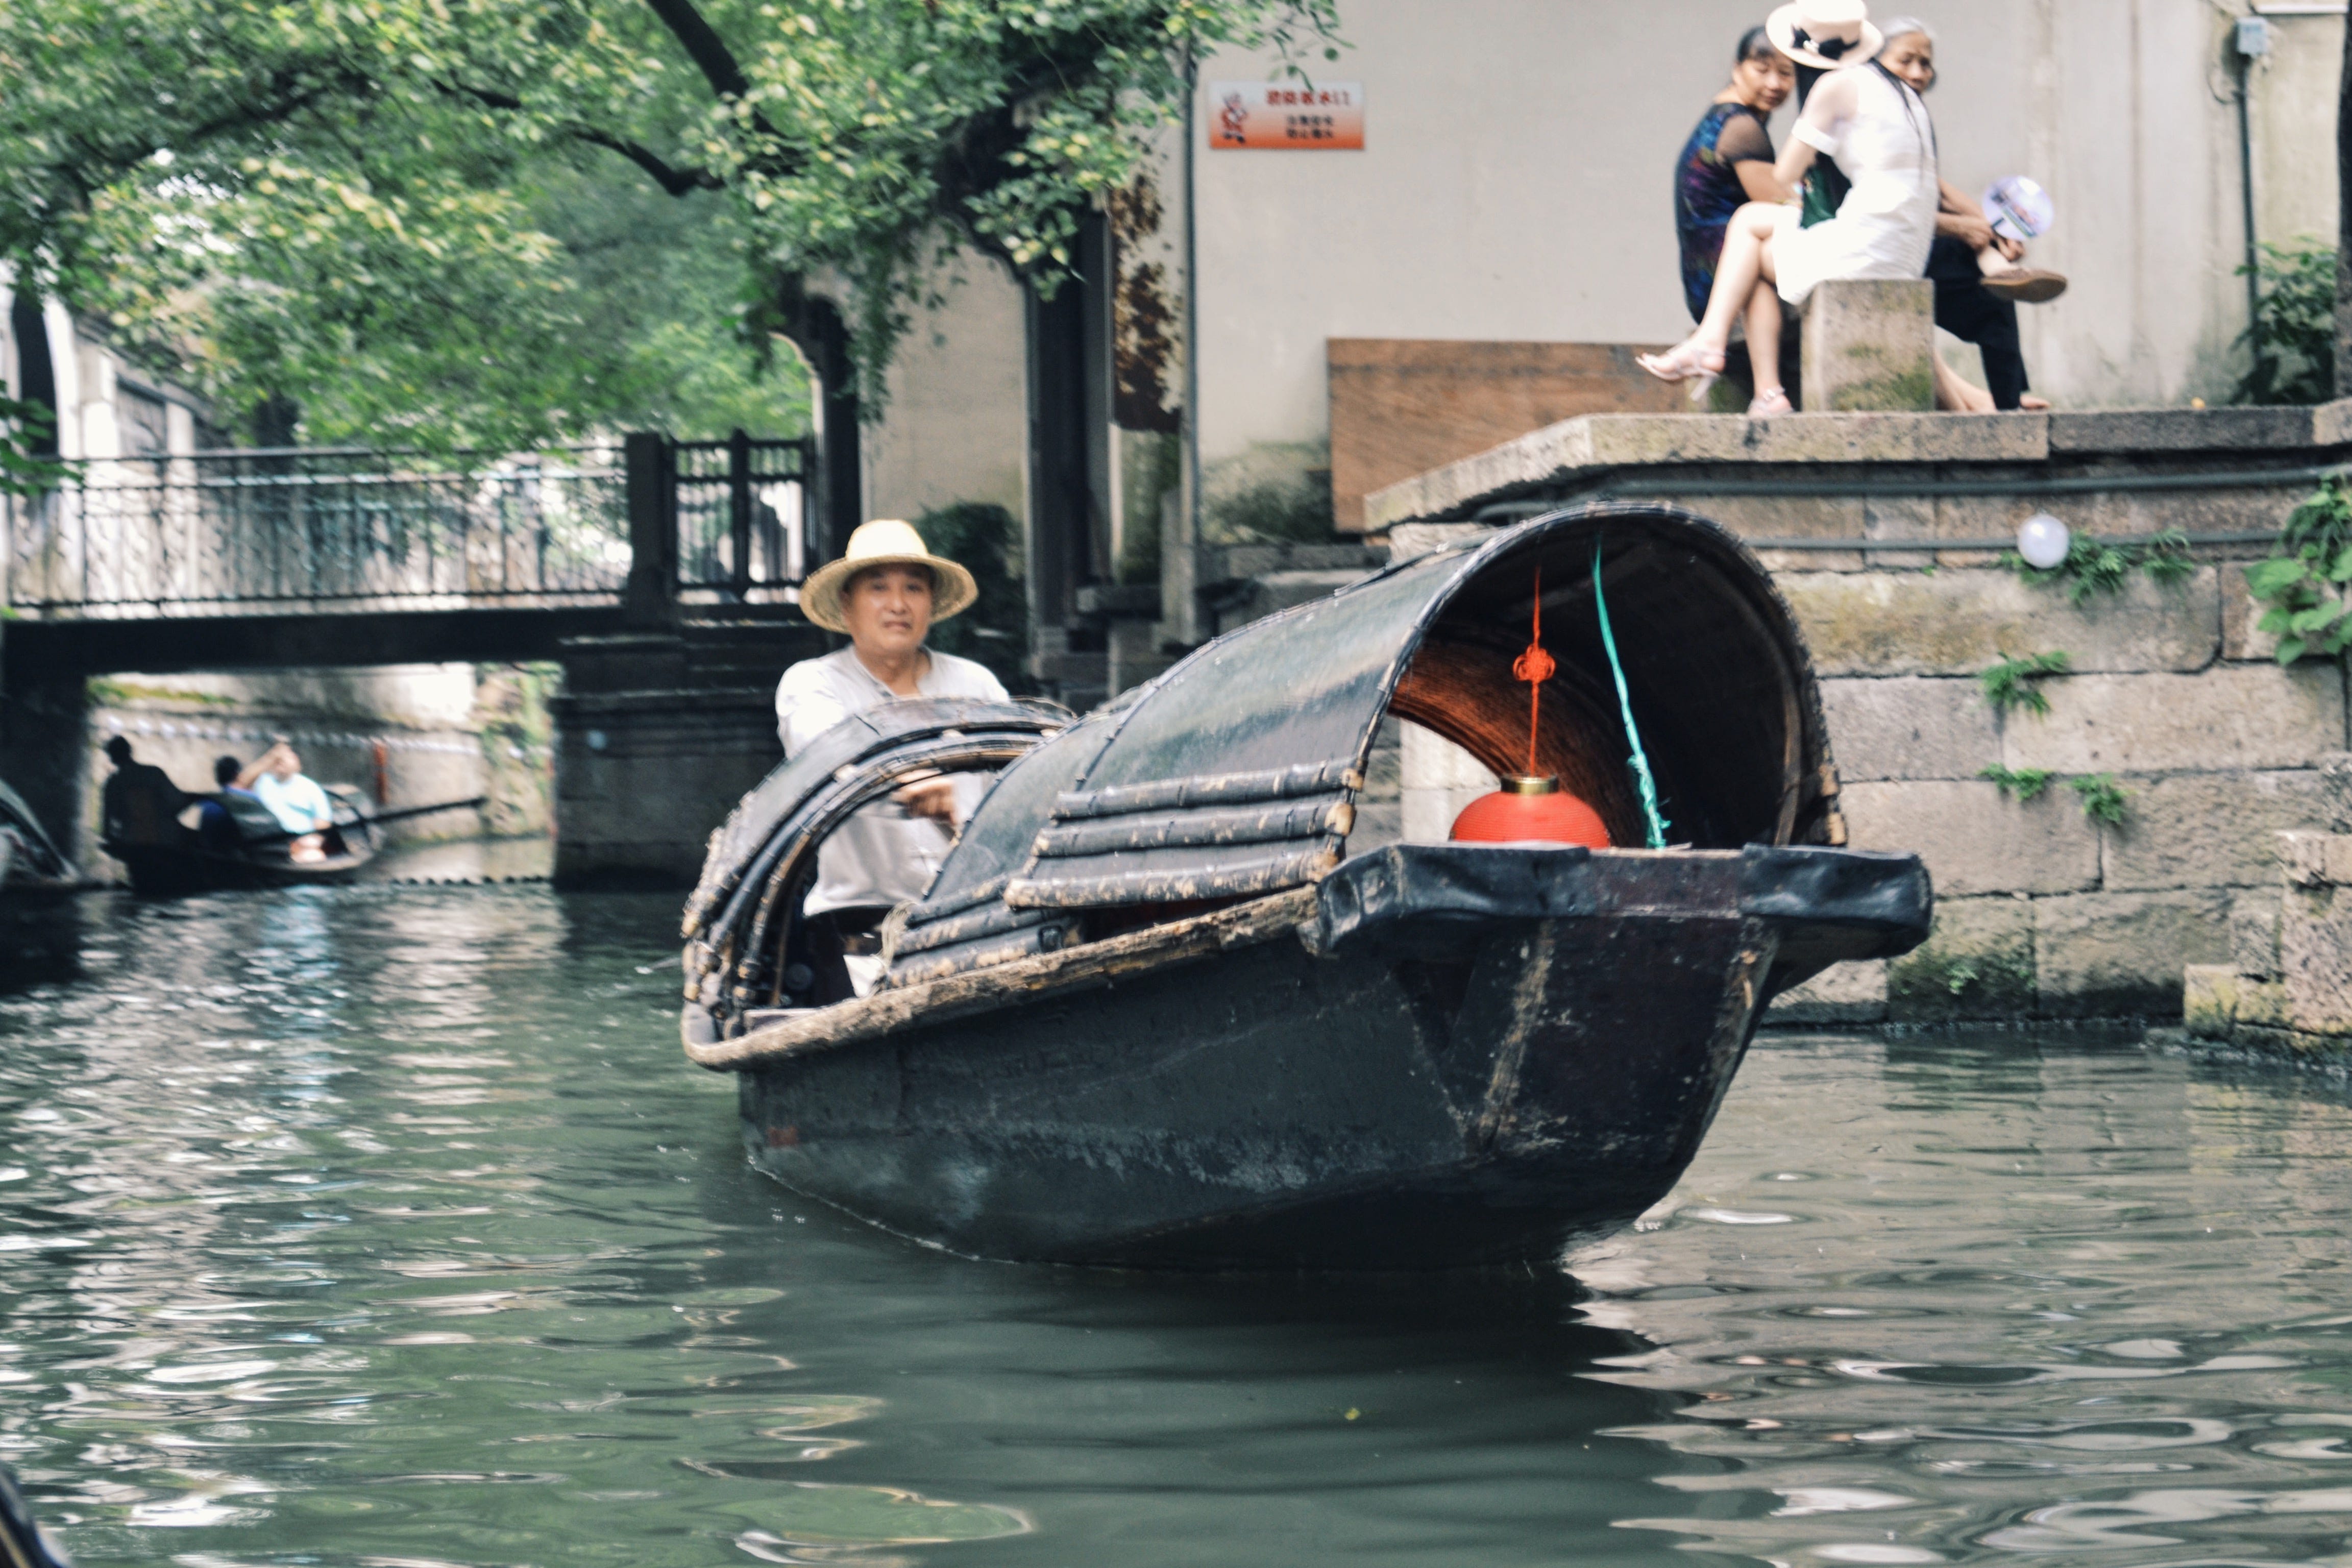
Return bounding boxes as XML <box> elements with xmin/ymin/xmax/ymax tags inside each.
<box><xmin>1748</xmin><ymin>387</ymin><xmax>1793</xmax><ymax>417</ymax></box>
<box><xmin>1636</xmin><ymin>342</ymin><xmax>1727</xmax><ymax>405</ymax></box>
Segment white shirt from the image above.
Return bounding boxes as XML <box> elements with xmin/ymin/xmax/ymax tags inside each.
<box><xmin>253</xmin><ymin>772</ymin><xmax>333</xmax><ymax>835</ymax></box>
<box><xmin>774</xmin><ymin>646</ymin><xmax>1009</xmax><ymax>915</ymax></box>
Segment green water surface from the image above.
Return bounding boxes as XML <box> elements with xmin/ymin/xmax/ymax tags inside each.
<box><xmin>0</xmin><ymin>886</ymin><xmax>2347</xmax><ymax>1567</ymax></box>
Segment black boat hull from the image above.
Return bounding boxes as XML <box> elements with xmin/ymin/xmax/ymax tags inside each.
<box><xmin>109</xmin><ymin>841</ymin><xmax>374</xmax><ymax>895</ymax></box>
<box><xmin>729</xmin><ymin>843</ymin><xmax>1926</xmax><ymax>1269</ymax></box>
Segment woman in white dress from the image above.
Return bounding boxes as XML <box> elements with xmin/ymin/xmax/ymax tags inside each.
<box><xmin>1639</xmin><ymin>0</ymin><xmax>1938</xmax><ymax>414</ymax></box>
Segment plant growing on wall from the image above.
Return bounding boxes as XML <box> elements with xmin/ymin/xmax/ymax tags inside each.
<box><xmin>2233</xmin><ymin>238</ymin><xmax>2337</xmax><ymax>407</ymax></box>
<box><xmin>2008</xmin><ymin>529</ymin><xmax>2193</xmax><ymax>603</ymax></box>
<box><xmin>1979</xmin><ymin>651</ymin><xmax>2072</xmax><ymax>717</ymax></box>
<box><xmin>2246</xmin><ymin>476</ymin><xmax>2352</xmax><ymax>664</ymax></box>
<box><xmin>2069</xmin><ymin>773</ymin><xmax>2131</xmax><ymax>826</ymax></box>
<box><xmin>1978</xmin><ymin>765</ymin><xmax>2054</xmax><ymax>801</ymax></box>
<box><xmin>1980</xmin><ymin>764</ymin><xmax>2130</xmax><ymax>826</ymax></box>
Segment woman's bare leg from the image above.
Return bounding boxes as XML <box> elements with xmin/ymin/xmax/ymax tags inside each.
<box><xmin>1743</xmin><ymin>281</ymin><xmax>1783</xmax><ymax>397</ymax></box>
<box><xmin>1694</xmin><ymin>205</ymin><xmax>1783</xmax><ymax>352</ymax></box>
<box><xmin>1932</xmin><ymin>350</ymin><xmax>1995</xmax><ymax>413</ymax></box>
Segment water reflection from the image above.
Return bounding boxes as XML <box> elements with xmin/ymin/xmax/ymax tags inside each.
<box><xmin>4</xmin><ymin>893</ymin><xmax>2351</xmax><ymax>1565</ymax></box>
<box><xmin>1575</xmin><ymin>1031</ymin><xmax>2352</xmax><ymax>1568</ymax></box>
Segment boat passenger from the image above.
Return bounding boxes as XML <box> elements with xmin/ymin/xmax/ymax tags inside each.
<box><xmin>776</xmin><ymin>519</ymin><xmax>1006</xmax><ymax>999</ymax></box>
<box><xmin>99</xmin><ymin>737</ymin><xmax>188</xmax><ymax>849</ymax></box>
<box><xmin>195</xmin><ymin>755</ymin><xmax>257</xmax><ymax>851</ymax></box>
<box><xmin>237</xmin><ymin>739</ymin><xmax>335</xmax><ymax>863</ymax></box>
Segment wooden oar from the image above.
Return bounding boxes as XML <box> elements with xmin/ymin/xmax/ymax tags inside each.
<box><xmin>228</xmin><ymin>795</ymin><xmax>489</xmax><ymax>849</ymax></box>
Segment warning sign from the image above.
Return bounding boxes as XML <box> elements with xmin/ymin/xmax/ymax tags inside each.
<box><xmin>1207</xmin><ymin>81</ymin><xmax>1365</xmax><ymax>150</ymax></box>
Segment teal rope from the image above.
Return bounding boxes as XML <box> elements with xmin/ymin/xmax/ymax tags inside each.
<box><xmin>1593</xmin><ymin>542</ymin><xmax>1670</xmax><ymax>848</ymax></box>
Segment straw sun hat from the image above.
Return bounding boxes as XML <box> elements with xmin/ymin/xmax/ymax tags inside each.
<box><xmin>1766</xmin><ymin>0</ymin><xmax>1884</xmax><ymax>70</ymax></box>
<box><xmin>799</xmin><ymin>518</ymin><xmax>979</xmax><ymax>635</ymax></box>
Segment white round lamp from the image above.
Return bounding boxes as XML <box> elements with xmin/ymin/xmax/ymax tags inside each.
<box><xmin>2017</xmin><ymin>512</ymin><xmax>2071</xmax><ymax>571</ymax></box>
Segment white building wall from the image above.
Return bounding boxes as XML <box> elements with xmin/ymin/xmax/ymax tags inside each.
<box><xmin>862</xmin><ymin>258</ymin><xmax>1029</xmax><ymax>524</ymax></box>
<box><xmin>1188</xmin><ymin>0</ymin><xmax>2281</xmax><ymax>479</ymax></box>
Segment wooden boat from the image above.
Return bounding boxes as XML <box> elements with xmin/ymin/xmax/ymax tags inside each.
<box><xmin>105</xmin><ymin>792</ymin><xmax>482</xmax><ymax>895</ymax></box>
<box><xmin>679</xmin><ymin>504</ymin><xmax>1931</xmax><ymax>1269</ymax></box>
<box><xmin>0</xmin><ymin>779</ymin><xmax>71</xmax><ymax>889</ymax></box>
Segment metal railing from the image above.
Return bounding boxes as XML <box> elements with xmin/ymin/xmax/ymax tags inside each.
<box><xmin>4</xmin><ymin>445</ymin><xmax>631</xmax><ymax>618</ymax></box>
<box><xmin>3</xmin><ymin>433</ymin><xmax>819</xmax><ymax>620</ymax></box>
<box><xmin>670</xmin><ymin>433</ymin><xmax>815</xmax><ymax>604</ymax></box>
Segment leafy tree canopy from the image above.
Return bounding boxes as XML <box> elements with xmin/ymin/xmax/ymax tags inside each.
<box><xmin>0</xmin><ymin>0</ymin><xmax>1339</xmax><ymax>452</ymax></box>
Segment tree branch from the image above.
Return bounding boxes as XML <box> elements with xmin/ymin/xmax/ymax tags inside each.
<box><xmin>575</xmin><ymin>128</ymin><xmax>724</xmax><ymax>195</ymax></box>
<box><xmin>436</xmin><ymin>79</ymin><xmax>722</xmax><ymax>196</ymax></box>
<box><xmin>639</xmin><ymin>0</ymin><xmax>751</xmax><ymax>101</ymax></box>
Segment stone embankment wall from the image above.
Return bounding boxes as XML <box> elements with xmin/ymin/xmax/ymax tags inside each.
<box><xmin>2184</xmin><ymin>763</ymin><xmax>2352</xmax><ymax>1058</ymax></box>
<box><xmin>1772</xmin><ymin>565</ymin><xmax>2340</xmax><ymax>1024</ymax></box>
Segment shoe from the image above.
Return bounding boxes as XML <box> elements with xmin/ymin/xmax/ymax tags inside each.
<box><xmin>1636</xmin><ymin>342</ymin><xmax>1727</xmax><ymax>405</ymax></box>
<box><xmin>1979</xmin><ymin>270</ymin><xmax>2068</xmax><ymax>304</ymax></box>
<box><xmin>1748</xmin><ymin>387</ymin><xmax>1794</xmax><ymax>416</ymax></box>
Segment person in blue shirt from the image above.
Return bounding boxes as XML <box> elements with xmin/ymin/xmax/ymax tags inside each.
<box><xmin>235</xmin><ymin>739</ymin><xmax>335</xmax><ymax>862</ymax></box>
<box><xmin>195</xmin><ymin>756</ymin><xmax>248</xmax><ymax>851</ymax></box>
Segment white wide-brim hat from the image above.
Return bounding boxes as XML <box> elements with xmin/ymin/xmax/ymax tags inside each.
<box><xmin>1766</xmin><ymin>0</ymin><xmax>1884</xmax><ymax>70</ymax></box>
<box><xmin>799</xmin><ymin>518</ymin><xmax>979</xmax><ymax>635</ymax></box>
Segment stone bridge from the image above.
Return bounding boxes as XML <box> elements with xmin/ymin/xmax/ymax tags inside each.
<box><xmin>2</xmin><ymin>432</ymin><xmax>829</xmax><ymax>885</ymax></box>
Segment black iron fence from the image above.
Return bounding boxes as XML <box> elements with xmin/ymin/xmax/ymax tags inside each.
<box><xmin>668</xmin><ymin>433</ymin><xmax>815</xmax><ymax>603</ymax></box>
<box><xmin>2</xmin><ymin>433</ymin><xmax>817</xmax><ymax>619</ymax></box>
<box><xmin>4</xmin><ymin>445</ymin><xmax>630</xmax><ymax>616</ymax></box>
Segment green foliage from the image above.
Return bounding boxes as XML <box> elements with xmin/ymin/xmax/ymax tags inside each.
<box><xmin>2141</xmin><ymin>527</ymin><xmax>2195</xmax><ymax>586</ymax></box>
<box><xmin>0</xmin><ymin>396</ymin><xmax>66</xmax><ymax>497</ymax></box>
<box><xmin>2069</xmin><ymin>772</ymin><xmax>2131</xmax><ymax>826</ymax></box>
<box><xmin>1205</xmin><ymin>475</ymin><xmax>1338</xmax><ymax>545</ymax></box>
<box><xmin>913</xmin><ymin>502</ymin><xmax>1032</xmax><ymax>695</ymax></box>
<box><xmin>2007</xmin><ymin>530</ymin><xmax>2193</xmax><ymax>604</ymax></box>
<box><xmin>1979</xmin><ymin>765</ymin><xmax>2054</xmax><ymax>802</ymax></box>
<box><xmin>1978</xmin><ymin>650</ymin><xmax>2072</xmax><ymax>718</ymax></box>
<box><xmin>2246</xmin><ymin>475</ymin><xmax>2352</xmax><ymax>665</ymax></box>
<box><xmin>1</xmin><ymin>0</ymin><xmax>1342</xmax><ymax>457</ymax></box>
<box><xmin>2233</xmin><ymin>238</ymin><xmax>2337</xmax><ymax>407</ymax></box>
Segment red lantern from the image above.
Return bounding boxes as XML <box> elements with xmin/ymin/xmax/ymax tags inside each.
<box><xmin>1452</xmin><ymin>774</ymin><xmax>1610</xmax><ymax>847</ymax></box>
<box><xmin>1446</xmin><ymin>560</ymin><xmax>1612</xmax><ymax>849</ymax></box>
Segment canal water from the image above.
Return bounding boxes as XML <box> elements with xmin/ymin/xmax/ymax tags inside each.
<box><xmin>1</xmin><ymin>886</ymin><xmax>2348</xmax><ymax>1567</ymax></box>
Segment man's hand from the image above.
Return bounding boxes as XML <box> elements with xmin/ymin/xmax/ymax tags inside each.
<box><xmin>895</xmin><ymin>775</ymin><xmax>962</xmax><ymax>826</ymax></box>
<box><xmin>1941</xmin><ymin>212</ymin><xmax>1996</xmax><ymax>250</ymax></box>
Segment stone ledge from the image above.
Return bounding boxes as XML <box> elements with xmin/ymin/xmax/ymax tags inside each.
<box><xmin>1361</xmin><ymin>397</ymin><xmax>2352</xmax><ymax>531</ymax></box>
<box><xmin>1363</xmin><ymin>409</ymin><xmax>2052</xmax><ymax>528</ymax></box>
<box><xmin>2051</xmin><ymin>399</ymin><xmax>2352</xmax><ymax>454</ymax></box>
<box><xmin>2277</xmin><ymin>829</ymin><xmax>2352</xmax><ymax>887</ymax></box>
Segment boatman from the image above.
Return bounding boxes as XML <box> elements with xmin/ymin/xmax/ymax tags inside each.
<box><xmin>776</xmin><ymin>518</ymin><xmax>1006</xmax><ymax>998</ymax></box>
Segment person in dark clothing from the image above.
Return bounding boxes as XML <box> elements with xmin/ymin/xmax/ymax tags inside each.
<box><xmin>1926</xmin><ymin>232</ymin><xmax>2044</xmax><ymax>410</ymax></box>
<box><xmin>1672</xmin><ymin>27</ymin><xmax>1797</xmax><ymax>412</ymax></box>
<box><xmin>1876</xmin><ymin>17</ymin><xmax>2057</xmax><ymax>411</ymax></box>
<box><xmin>195</xmin><ymin>755</ymin><xmax>255</xmax><ymax>851</ymax></box>
<box><xmin>1676</xmin><ymin>28</ymin><xmax>1797</xmax><ymax>323</ymax></box>
<box><xmin>98</xmin><ymin>737</ymin><xmax>186</xmax><ymax>849</ymax></box>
